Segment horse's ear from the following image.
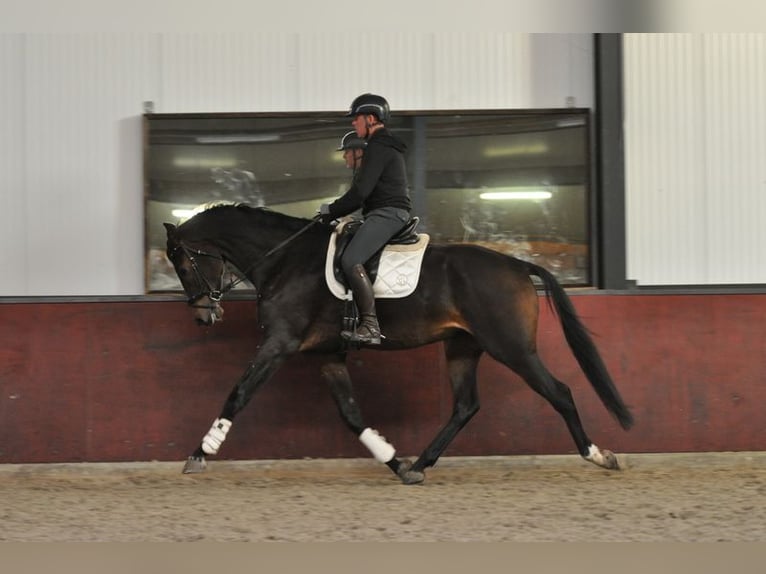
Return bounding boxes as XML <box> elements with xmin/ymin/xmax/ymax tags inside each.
<box><xmin>163</xmin><ymin>222</ymin><xmax>177</xmax><ymax>238</ymax></box>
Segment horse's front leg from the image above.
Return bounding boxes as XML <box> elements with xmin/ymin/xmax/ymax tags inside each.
<box><xmin>183</xmin><ymin>339</ymin><xmax>292</xmax><ymax>473</ymax></box>
<box><xmin>320</xmin><ymin>357</ymin><xmax>424</xmax><ymax>485</ymax></box>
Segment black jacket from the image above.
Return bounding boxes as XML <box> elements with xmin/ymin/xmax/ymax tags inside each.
<box><xmin>327</xmin><ymin>128</ymin><xmax>411</xmax><ymax>218</ymax></box>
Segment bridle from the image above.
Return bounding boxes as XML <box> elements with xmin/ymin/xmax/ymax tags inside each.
<box><xmin>169</xmin><ymin>243</ymin><xmax>227</xmax><ymax>309</ymax></box>
<box><xmin>170</xmin><ymin>218</ymin><xmax>319</xmax><ymax>309</ymax></box>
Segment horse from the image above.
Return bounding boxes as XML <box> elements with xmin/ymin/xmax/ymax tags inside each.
<box><xmin>164</xmin><ymin>204</ymin><xmax>634</xmax><ymax>484</ymax></box>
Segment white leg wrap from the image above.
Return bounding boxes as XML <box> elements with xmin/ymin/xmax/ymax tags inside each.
<box><xmin>359</xmin><ymin>427</ymin><xmax>396</xmax><ymax>463</ymax></box>
<box><xmin>201</xmin><ymin>418</ymin><xmax>232</xmax><ymax>455</ymax></box>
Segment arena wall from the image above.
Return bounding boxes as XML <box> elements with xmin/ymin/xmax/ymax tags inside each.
<box><xmin>1</xmin><ymin>293</ymin><xmax>763</xmax><ymax>464</ymax></box>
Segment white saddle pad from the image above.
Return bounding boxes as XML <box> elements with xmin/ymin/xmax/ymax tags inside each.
<box><xmin>324</xmin><ymin>231</ymin><xmax>430</xmax><ymax>300</ymax></box>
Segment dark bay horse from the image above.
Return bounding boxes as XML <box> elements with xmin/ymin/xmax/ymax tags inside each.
<box><xmin>164</xmin><ymin>204</ymin><xmax>633</xmax><ymax>484</ymax></box>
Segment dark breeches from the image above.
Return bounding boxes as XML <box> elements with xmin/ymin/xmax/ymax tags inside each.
<box><xmin>340</xmin><ymin>207</ymin><xmax>409</xmax><ymax>277</ymax></box>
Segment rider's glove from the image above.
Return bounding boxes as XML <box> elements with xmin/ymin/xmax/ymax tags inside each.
<box><xmin>317</xmin><ymin>203</ymin><xmax>334</xmax><ymax>225</ymax></box>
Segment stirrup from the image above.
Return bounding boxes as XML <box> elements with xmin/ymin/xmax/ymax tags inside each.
<box><xmin>341</xmin><ymin>322</ymin><xmax>382</xmax><ymax>345</ymax></box>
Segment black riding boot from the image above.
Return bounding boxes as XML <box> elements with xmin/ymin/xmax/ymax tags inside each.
<box><xmin>341</xmin><ymin>264</ymin><xmax>382</xmax><ymax>345</ymax></box>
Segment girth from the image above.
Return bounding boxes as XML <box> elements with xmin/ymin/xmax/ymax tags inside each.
<box><xmin>332</xmin><ymin>217</ymin><xmax>420</xmax><ymax>289</ymax></box>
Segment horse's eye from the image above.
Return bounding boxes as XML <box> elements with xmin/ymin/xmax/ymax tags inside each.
<box><xmin>178</xmin><ymin>267</ymin><xmax>190</xmax><ymax>278</ymax></box>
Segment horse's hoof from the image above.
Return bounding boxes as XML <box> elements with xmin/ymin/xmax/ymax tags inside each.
<box><xmin>396</xmin><ymin>459</ymin><xmax>425</xmax><ymax>485</ymax></box>
<box><xmin>585</xmin><ymin>445</ymin><xmax>622</xmax><ymax>471</ymax></box>
<box><xmin>601</xmin><ymin>449</ymin><xmax>621</xmax><ymax>470</ymax></box>
<box><xmin>182</xmin><ymin>456</ymin><xmax>207</xmax><ymax>474</ymax></box>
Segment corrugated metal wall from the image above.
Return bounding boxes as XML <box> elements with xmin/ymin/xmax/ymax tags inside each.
<box><xmin>157</xmin><ymin>33</ymin><xmax>584</xmax><ymax>113</ymax></box>
<box><xmin>0</xmin><ymin>35</ymin><xmax>28</xmax><ymax>294</ymax></box>
<box><xmin>624</xmin><ymin>33</ymin><xmax>766</xmax><ymax>285</ymax></box>
<box><xmin>22</xmin><ymin>34</ymin><xmax>156</xmax><ymax>295</ymax></box>
<box><xmin>0</xmin><ymin>33</ymin><xmax>592</xmax><ymax>296</ymax></box>
<box><xmin>0</xmin><ymin>34</ymin><xmax>157</xmax><ymax>296</ymax></box>
<box><xmin>160</xmin><ymin>33</ymin><xmax>300</xmax><ymax>112</ymax></box>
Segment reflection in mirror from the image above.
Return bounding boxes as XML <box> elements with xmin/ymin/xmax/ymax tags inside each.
<box><xmin>145</xmin><ymin>110</ymin><xmax>591</xmax><ymax>292</ymax></box>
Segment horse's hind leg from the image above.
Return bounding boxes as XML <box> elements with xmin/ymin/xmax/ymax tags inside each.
<box><xmin>507</xmin><ymin>352</ymin><xmax>620</xmax><ymax>470</ymax></box>
<box><xmin>407</xmin><ymin>333</ymin><xmax>483</xmax><ymax>482</ymax></box>
<box><xmin>320</xmin><ymin>357</ymin><xmax>420</xmax><ymax>483</ymax></box>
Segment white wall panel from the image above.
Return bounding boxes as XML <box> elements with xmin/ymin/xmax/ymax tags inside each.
<box><xmin>23</xmin><ymin>34</ymin><xmax>158</xmax><ymax>295</ymax></box>
<box><xmin>298</xmin><ymin>33</ymin><xmax>431</xmax><ymax>112</ymax></box>
<box><xmin>625</xmin><ymin>33</ymin><xmax>766</xmax><ymax>285</ymax></box>
<box><xmin>430</xmin><ymin>34</ymin><xmax>593</xmax><ymax>110</ymax></box>
<box><xmin>624</xmin><ymin>34</ymin><xmax>708</xmax><ymax>285</ymax></box>
<box><xmin>296</xmin><ymin>33</ymin><xmax>594</xmax><ymax>112</ymax></box>
<box><xmin>702</xmin><ymin>34</ymin><xmax>766</xmax><ymax>283</ymax></box>
<box><xmin>0</xmin><ymin>35</ymin><xmax>28</xmax><ymax>293</ymax></box>
<box><xmin>159</xmin><ymin>34</ymin><xmax>299</xmax><ymax>113</ymax></box>
<box><xmin>529</xmin><ymin>33</ymin><xmax>594</xmax><ymax>109</ymax></box>
<box><xmin>431</xmin><ymin>33</ymin><xmax>533</xmax><ymax>109</ymax></box>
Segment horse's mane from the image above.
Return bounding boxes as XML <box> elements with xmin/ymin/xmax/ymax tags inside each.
<box><xmin>176</xmin><ymin>202</ymin><xmax>318</xmax><ymax>238</ymax></box>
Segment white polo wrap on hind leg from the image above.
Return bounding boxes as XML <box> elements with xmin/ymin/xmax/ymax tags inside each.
<box><xmin>359</xmin><ymin>427</ymin><xmax>396</xmax><ymax>463</ymax></box>
<box><xmin>201</xmin><ymin>418</ymin><xmax>232</xmax><ymax>455</ymax></box>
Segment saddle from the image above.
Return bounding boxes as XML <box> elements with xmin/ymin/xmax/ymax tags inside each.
<box><xmin>324</xmin><ymin>217</ymin><xmax>430</xmax><ymax>300</ymax></box>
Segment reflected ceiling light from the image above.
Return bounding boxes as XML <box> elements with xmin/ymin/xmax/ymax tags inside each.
<box><xmin>484</xmin><ymin>143</ymin><xmax>548</xmax><ymax>157</ymax></box>
<box><xmin>556</xmin><ymin>118</ymin><xmax>585</xmax><ymax>128</ymax></box>
<box><xmin>196</xmin><ymin>134</ymin><xmax>280</xmax><ymax>143</ymax></box>
<box><xmin>479</xmin><ymin>190</ymin><xmax>552</xmax><ymax>200</ymax></box>
<box><xmin>173</xmin><ymin>157</ymin><xmax>238</xmax><ymax>168</ymax></box>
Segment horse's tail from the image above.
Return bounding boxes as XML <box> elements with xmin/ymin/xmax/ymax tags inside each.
<box><xmin>525</xmin><ymin>261</ymin><xmax>634</xmax><ymax>430</ymax></box>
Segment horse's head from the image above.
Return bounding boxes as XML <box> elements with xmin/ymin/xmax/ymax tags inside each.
<box><xmin>164</xmin><ymin>222</ymin><xmax>226</xmax><ymax>326</ymax></box>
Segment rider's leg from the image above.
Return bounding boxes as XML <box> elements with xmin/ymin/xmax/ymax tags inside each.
<box><xmin>342</xmin><ymin>263</ymin><xmax>381</xmax><ymax>344</ymax></box>
<box><xmin>340</xmin><ymin>207</ymin><xmax>409</xmax><ymax>345</ymax></box>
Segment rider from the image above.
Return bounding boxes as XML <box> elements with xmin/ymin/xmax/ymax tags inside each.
<box><xmin>319</xmin><ymin>93</ymin><xmax>412</xmax><ymax>345</ymax></box>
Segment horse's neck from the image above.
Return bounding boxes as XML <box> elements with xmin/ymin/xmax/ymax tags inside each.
<box><xmin>213</xmin><ymin>219</ymin><xmax>297</xmax><ymax>275</ymax></box>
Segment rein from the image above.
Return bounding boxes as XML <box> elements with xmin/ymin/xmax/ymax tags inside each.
<box><xmin>174</xmin><ymin>218</ymin><xmax>319</xmax><ymax>306</ymax></box>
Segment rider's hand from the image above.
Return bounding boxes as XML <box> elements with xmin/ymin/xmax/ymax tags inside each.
<box><xmin>316</xmin><ymin>203</ymin><xmax>334</xmax><ymax>225</ymax></box>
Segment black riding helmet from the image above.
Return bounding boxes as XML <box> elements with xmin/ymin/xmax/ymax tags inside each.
<box><xmin>336</xmin><ymin>131</ymin><xmax>367</xmax><ymax>151</ymax></box>
<box><xmin>346</xmin><ymin>93</ymin><xmax>390</xmax><ymax>123</ymax></box>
